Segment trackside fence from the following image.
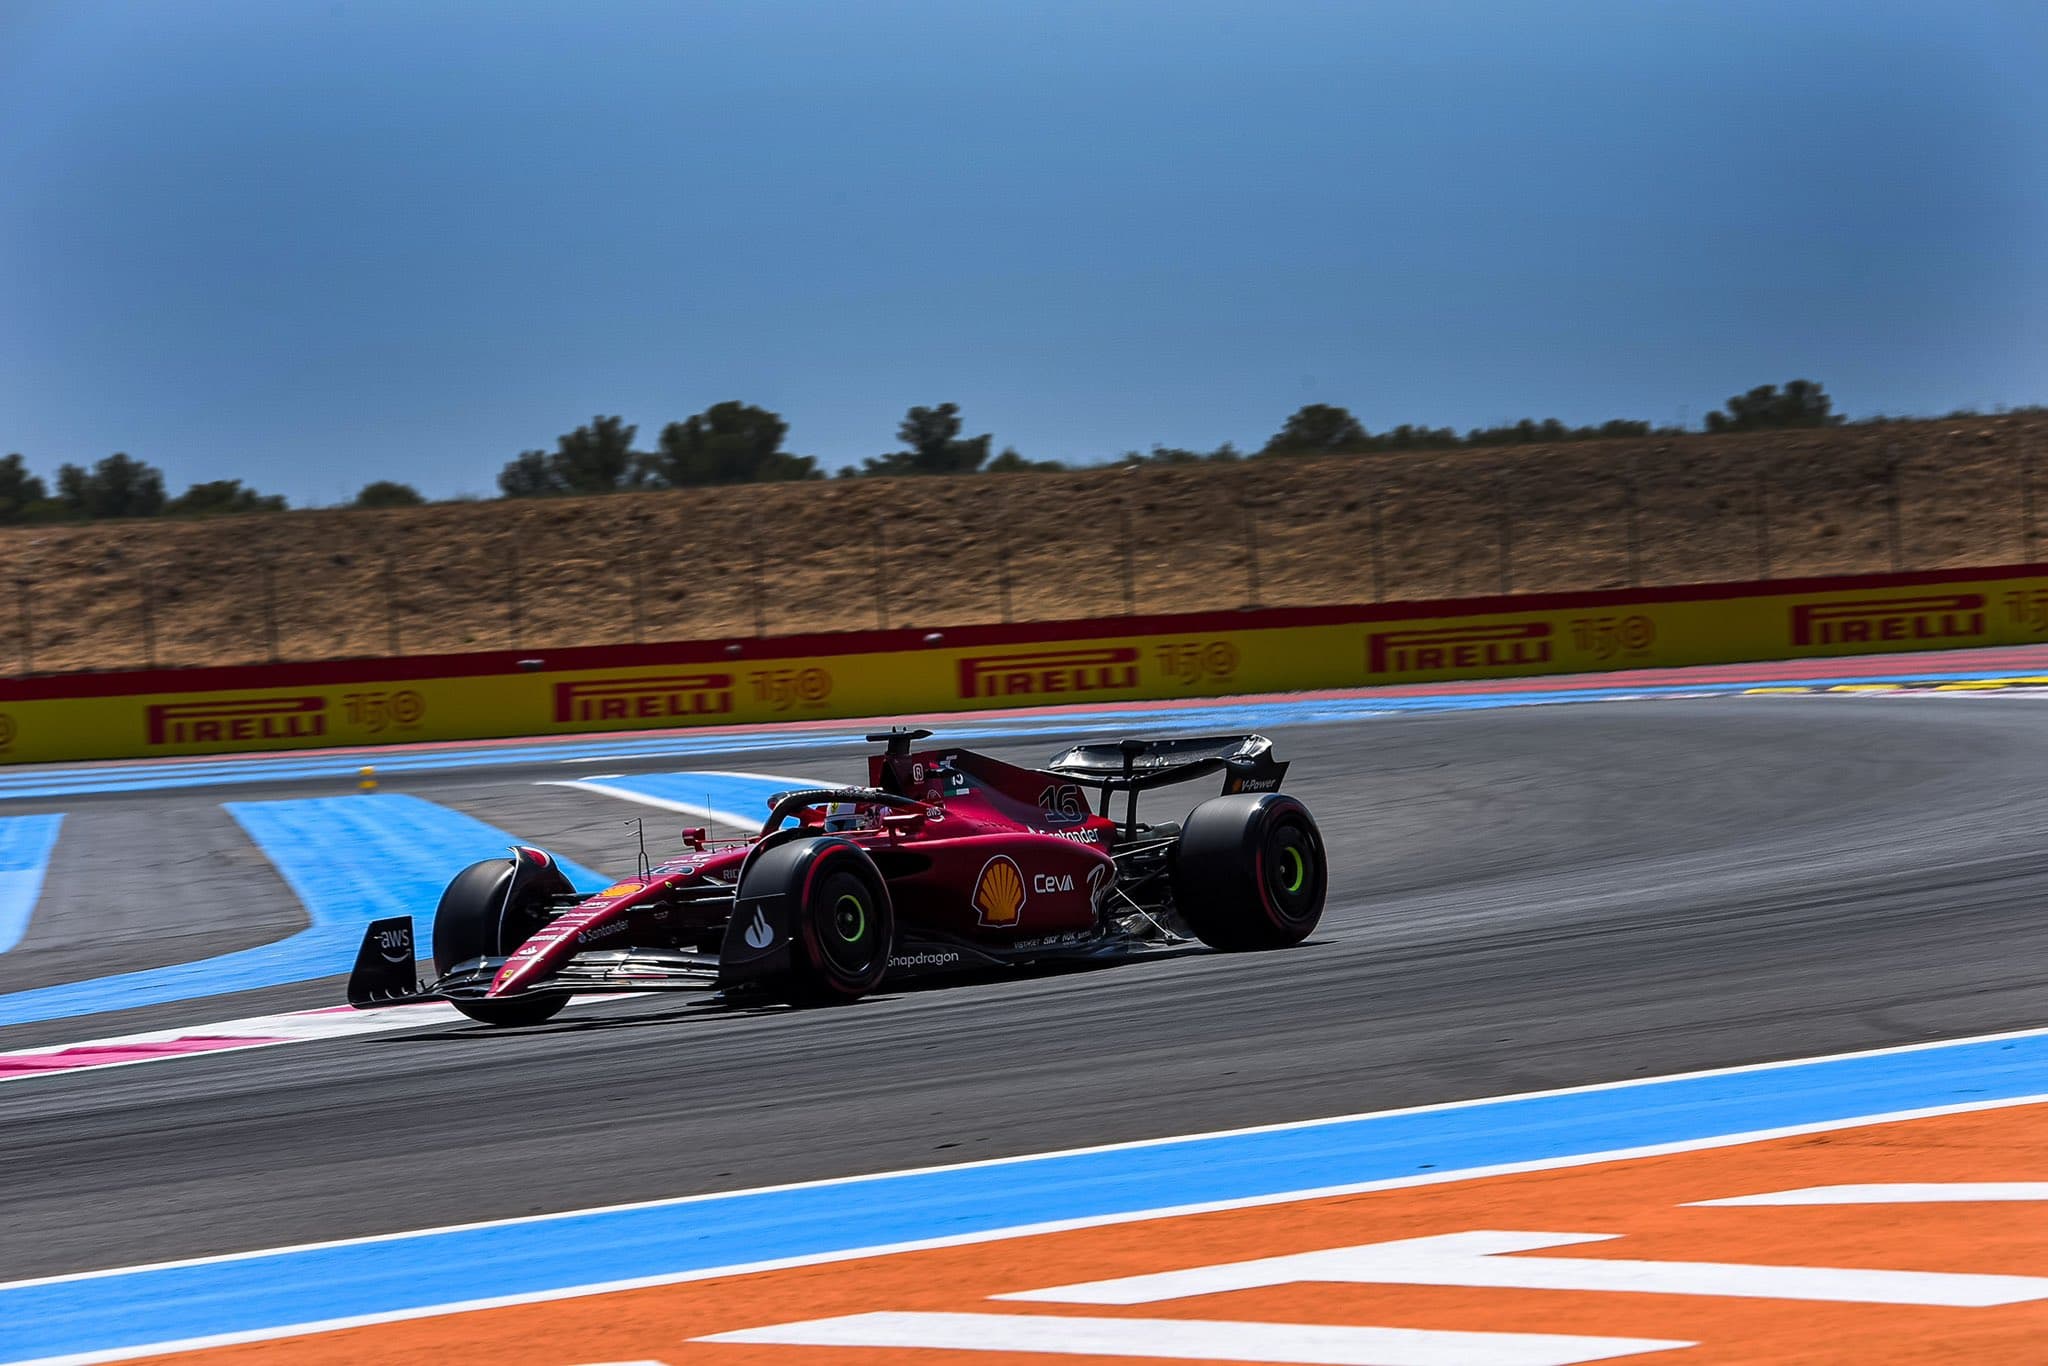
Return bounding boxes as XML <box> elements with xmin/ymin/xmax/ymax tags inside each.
<box><xmin>0</xmin><ymin>419</ymin><xmax>2039</xmax><ymax>676</ymax></box>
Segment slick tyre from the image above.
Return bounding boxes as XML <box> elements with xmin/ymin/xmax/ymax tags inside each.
<box><xmin>433</xmin><ymin>857</ymin><xmax>571</xmax><ymax>1026</ymax></box>
<box><xmin>750</xmin><ymin>839</ymin><xmax>894</xmax><ymax>1005</ymax></box>
<box><xmin>1171</xmin><ymin>793</ymin><xmax>1327</xmax><ymax>951</ymax></box>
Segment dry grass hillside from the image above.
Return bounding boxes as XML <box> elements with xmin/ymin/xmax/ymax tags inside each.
<box><xmin>5</xmin><ymin>412</ymin><xmax>2042</xmax><ymax>676</ymax></box>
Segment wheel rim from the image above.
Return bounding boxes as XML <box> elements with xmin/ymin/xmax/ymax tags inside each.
<box><xmin>1263</xmin><ymin>821</ymin><xmax>1319</xmax><ymax>924</ymax></box>
<box><xmin>833</xmin><ymin>893</ymin><xmax>867</xmax><ymax>944</ymax></box>
<box><xmin>817</xmin><ymin>874</ymin><xmax>881</xmax><ymax>978</ymax></box>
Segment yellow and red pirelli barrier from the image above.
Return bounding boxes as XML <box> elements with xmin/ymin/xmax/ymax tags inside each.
<box><xmin>1</xmin><ymin>563</ymin><xmax>2043</xmax><ymax>765</ymax></box>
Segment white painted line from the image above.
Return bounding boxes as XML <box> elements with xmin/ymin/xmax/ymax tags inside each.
<box><xmin>698</xmin><ymin>1311</ymin><xmax>1694</xmax><ymax>1365</ymax></box>
<box><xmin>5</xmin><ymin>1020</ymin><xmax>2047</xmax><ymax>1312</ymax></box>
<box><xmin>18</xmin><ymin>1021</ymin><xmax>2048</xmax><ymax>1297</ymax></box>
<box><xmin>539</xmin><ymin>769</ymin><xmax>828</xmax><ymax>836</ymax></box>
<box><xmin>0</xmin><ymin>995</ymin><xmax>648</xmax><ymax>1085</ymax></box>
<box><xmin>0</xmin><ymin>1003</ymin><xmax>464</xmax><ymax>1083</ymax></box>
<box><xmin>16</xmin><ymin>1086</ymin><xmax>2048</xmax><ymax>1366</ymax></box>
<box><xmin>1694</xmin><ymin>1183</ymin><xmax>2048</xmax><ymax>1206</ymax></box>
<box><xmin>540</xmin><ymin>779</ymin><xmax>760</xmax><ymax>831</ymax></box>
<box><xmin>1006</xmin><ymin>1228</ymin><xmax>2048</xmax><ymax>1307</ymax></box>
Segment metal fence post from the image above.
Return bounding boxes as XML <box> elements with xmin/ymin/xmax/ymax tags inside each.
<box><xmin>1623</xmin><ymin>469</ymin><xmax>1642</xmax><ymax>588</ymax></box>
<box><xmin>507</xmin><ymin>544</ymin><xmax>522</xmax><ymax>645</ymax></box>
<box><xmin>1118</xmin><ymin>501</ymin><xmax>1136</xmax><ymax>615</ymax></box>
<box><xmin>16</xmin><ymin>578</ymin><xmax>31</xmax><ymax>675</ymax></box>
<box><xmin>384</xmin><ymin>554</ymin><xmax>402</xmax><ymax>656</ymax></box>
<box><xmin>261</xmin><ymin>559</ymin><xmax>280</xmax><ymax>663</ymax></box>
<box><xmin>2023</xmin><ymin>435</ymin><xmax>2038</xmax><ymax>562</ymax></box>
<box><xmin>873</xmin><ymin>512</ymin><xmax>890</xmax><ymax>630</ymax></box>
<box><xmin>997</xmin><ymin>494</ymin><xmax>1013</xmax><ymax>623</ymax></box>
<box><xmin>1755</xmin><ymin>468</ymin><xmax>1772</xmax><ymax>580</ymax></box>
<box><xmin>629</xmin><ymin>546</ymin><xmax>646</xmax><ymax>644</ymax></box>
<box><xmin>139</xmin><ymin>570</ymin><xmax>156</xmax><ymax>668</ymax></box>
<box><xmin>751</xmin><ymin>520</ymin><xmax>766</xmax><ymax>638</ymax></box>
<box><xmin>1369</xmin><ymin>491</ymin><xmax>1387</xmax><ymax>602</ymax></box>
<box><xmin>1886</xmin><ymin>446</ymin><xmax>1904</xmax><ymax>572</ymax></box>
<box><xmin>1242</xmin><ymin>499</ymin><xmax>1262</xmax><ymax>609</ymax></box>
<box><xmin>1496</xmin><ymin>477</ymin><xmax>1513</xmax><ymax>595</ymax></box>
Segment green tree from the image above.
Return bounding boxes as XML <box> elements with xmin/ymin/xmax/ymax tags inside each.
<box><xmin>1462</xmin><ymin>417</ymin><xmax>1657</xmax><ymax>446</ymax></box>
<box><xmin>643</xmin><ymin>402</ymin><xmax>819</xmax><ymax>486</ymax></box>
<box><xmin>353</xmin><ymin>480</ymin><xmax>426</xmax><ymax>509</ymax></box>
<box><xmin>498</xmin><ymin>416</ymin><xmax>645</xmax><ymax>497</ymax></box>
<box><xmin>498</xmin><ymin>449</ymin><xmax>558</xmax><ymax>497</ymax></box>
<box><xmin>987</xmin><ymin>445</ymin><xmax>1063</xmax><ymax>473</ymax></box>
<box><xmin>1261</xmin><ymin>404</ymin><xmax>1369</xmax><ymax>456</ymax></box>
<box><xmin>167</xmin><ymin>480</ymin><xmax>287</xmax><ymax>515</ymax></box>
<box><xmin>1705</xmin><ymin>380</ymin><xmax>1842</xmax><ymax>433</ymax></box>
<box><xmin>863</xmin><ymin>402</ymin><xmax>993</xmax><ymax>475</ymax></box>
<box><xmin>1378</xmin><ymin>424</ymin><xmax>1461</xmax><ymax>451</ymax></box>
<box><xmin>55</xmin><ymin>453</ymin><xmax>166</xmax><ymax>518</ymax></box>
<box><xmin>554</xmin><ymin>414</ymin><xmax>641</xmax><ymax>491</ymax></box>
<box><xmin>0</xmin><ymin>454</ymin><xmax>49</xmax><ymax>523</ymax></box>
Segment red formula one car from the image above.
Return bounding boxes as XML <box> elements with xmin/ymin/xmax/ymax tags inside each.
<box><xmin>347</xmin><ymin>728</ymin><xmax>1327</xmax><ymax>1025</ymax></box>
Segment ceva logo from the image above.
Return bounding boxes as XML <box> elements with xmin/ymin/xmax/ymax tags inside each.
<box><xmin>146</xmin><ymin>696</ymin><xmax>327</xmax><ymax>747</ymax></box>
<box><xmin>957</xmin><ymin>647</ymin><xmax>1140</xmax><ymax>699</ymax></box>
<box><xmin>1366</xmin><ymin>622</ymin><xmax>1551</xmax><ymax>674</ymax></box>
<box><xmin>553</xmin><ymin>674</ymin><xmax>735</xmax><ymax>724</ymax></box>
<box><xmin>1789</xmin><ymin>594</ymin><xmax>1987</xmax><ymax>648</ymax></box>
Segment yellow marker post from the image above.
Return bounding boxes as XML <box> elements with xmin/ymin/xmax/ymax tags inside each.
<box><xmin>358</xmin><ymin>766</ymin><xmax>377</xmax><ymax>793</ymax></box>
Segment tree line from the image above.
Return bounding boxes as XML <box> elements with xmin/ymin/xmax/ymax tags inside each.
<box><xmin>0</xmin><ymin>453</ymin><xmax>426</xmax><ymax>524</ymax></box>
<box><xmin>0</xmin><ymin>378</ymin><xmax>1862</xmax><ymax>522</ymax></box>
<box><xmin>491</xmin><ymin>379</ymin><xmax>1848</xmax><ymax>496</ymax></box>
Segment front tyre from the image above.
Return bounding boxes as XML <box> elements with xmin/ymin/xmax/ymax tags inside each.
<box><xmin>737</xmin><ymin>838</ymin><xmax>894</xmax><ymax>1004</ymax></box>
<box><xmin>1172</xmin><ymin>793</ymin><xmax>1327</xmax><ymax>950</ymax></box>
<box><xmin>433</xmin><ymin>857</ymin><xmax>571</xmax><ymax>1026</ymax></box>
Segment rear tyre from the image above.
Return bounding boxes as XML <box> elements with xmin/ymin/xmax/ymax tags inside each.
<box><xmin>433</xmin><ymin>858</ymin><xmax>571</xmax><ymax>1026</ymax></box>
<box><xmin>1171</xmin><ymin>793</ymin><xmax>1327</xmax><ymax>950</ymax></box>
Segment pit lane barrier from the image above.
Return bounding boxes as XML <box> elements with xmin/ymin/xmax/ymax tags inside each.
<box><xmin>1</xmin><ymin>562</ymin><xmax>2043</xmax><ymax>765</ymax></box>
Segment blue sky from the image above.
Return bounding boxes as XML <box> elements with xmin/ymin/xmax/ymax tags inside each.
<box><xmin>1</xmin><ymin>0</ymin><xmax>2042</xmax><ymax>505</ymax></box>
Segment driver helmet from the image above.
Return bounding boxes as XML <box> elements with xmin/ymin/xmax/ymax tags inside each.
<box><xmin>822</xmin><ymin>802</ymin><xmax>867</xmax><ymax>832</ymax></box>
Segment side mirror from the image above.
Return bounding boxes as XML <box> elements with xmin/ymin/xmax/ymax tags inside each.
<box><xmin>881</xmin><ymin>808</ymin><xmax>929</xmax><ymax>836</ymax></box>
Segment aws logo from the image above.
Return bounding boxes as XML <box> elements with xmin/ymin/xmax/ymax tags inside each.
<box><xmin>973</xmin><ymin>856</ymin><xmax>1026</xmax><ymax>927</ymax></box>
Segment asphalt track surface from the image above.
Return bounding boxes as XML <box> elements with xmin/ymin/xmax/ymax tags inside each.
<box><xmin>5</xmin><ymin>691</ymin><xmax>2048</xmax><ymax>1288</ymax></box>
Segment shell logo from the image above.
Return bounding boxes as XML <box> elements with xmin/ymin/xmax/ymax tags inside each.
<box><xmin>972</xmin><ymin>855</ymin><xmax>1026</xmax><ymax>926</ymax></box>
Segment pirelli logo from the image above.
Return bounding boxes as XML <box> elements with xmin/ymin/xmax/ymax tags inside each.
<box><xmin>146</xmin><ymin>696</ymin><xmax>327</xmax><ymax>747</ymax></box>
<box><xmin>552</xmin><ymin>673</ymin><xmax>735</xmax><ymax>724</ymax></box>
<box><xmin>957</xmin><ymin>647</ymin><xmax>1140</xmax><ymax>699</ymax></box>
<box><xmin>1789</xmin><ymin>594</ymin><xmax>1987</xmax><ymax>647</ymax></box>
<box><xmin>1367</xmin><ymin>621</ymin><xmax>1551</xmax><ymax>674</ymax></box>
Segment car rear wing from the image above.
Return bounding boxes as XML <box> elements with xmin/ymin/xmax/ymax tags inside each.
<box><xmin>1043</xmin><ymin>734</ymin><xmax>1289</xmax><ymax>797</ymax></box>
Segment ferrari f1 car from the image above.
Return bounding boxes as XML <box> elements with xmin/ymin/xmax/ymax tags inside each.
<box><xmin>346</xmin><ymin>729</ymin><xmax>1326</xmax><ymax>1025</ymax></box>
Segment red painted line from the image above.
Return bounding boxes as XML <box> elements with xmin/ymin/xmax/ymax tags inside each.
<box><xmin>0</xmin><ymin>1037</ymin><xmax>282</xmax><ymax>1072</ymax></box>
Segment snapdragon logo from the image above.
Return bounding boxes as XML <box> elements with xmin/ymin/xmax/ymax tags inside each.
<box><xmin>889</xmin><ymin>951</ymin><xmax>962</xmax><ymax>969</ymax></box>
